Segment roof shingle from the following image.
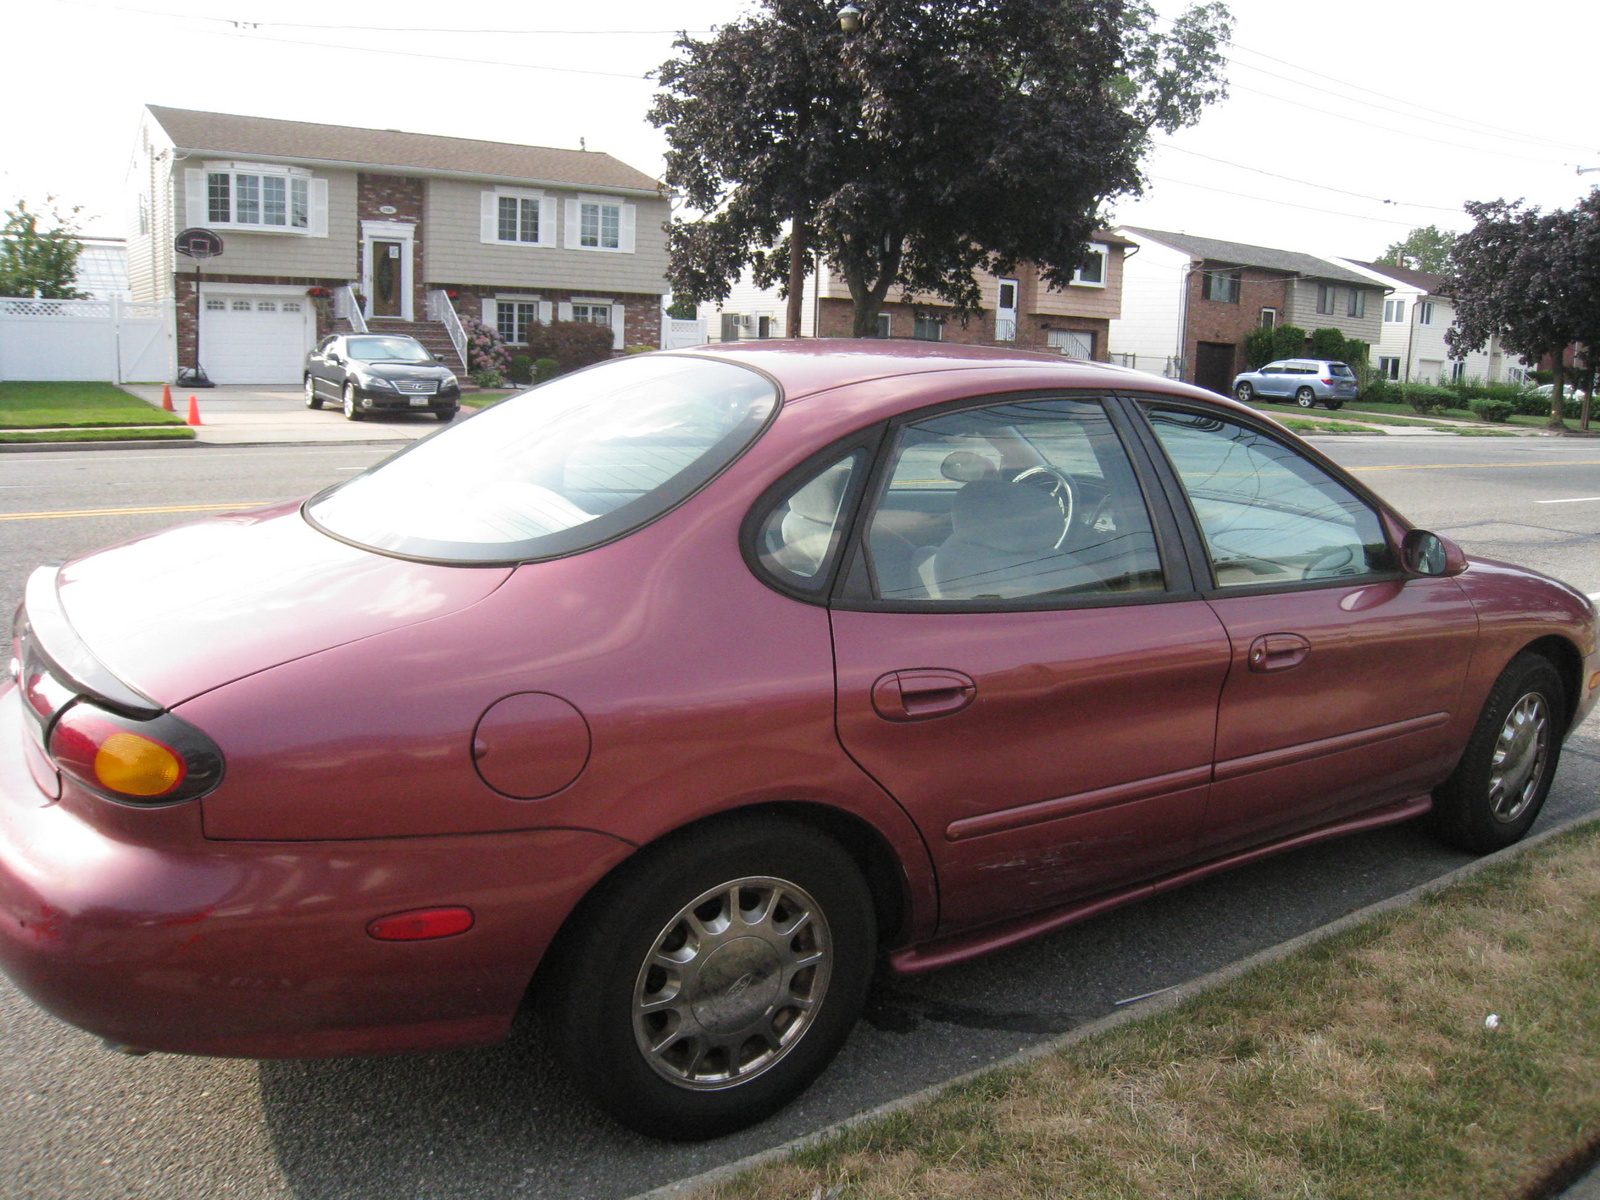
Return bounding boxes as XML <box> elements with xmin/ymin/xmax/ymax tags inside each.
<box><xmin>146</xmin><ymin>105</ymin><xmax>662</xmax><ymax>194</ymax></box>
<box><xmin>1119</xmin><ymin>227</ymin><xmax>1378</xmax><ymax>287</ymax></box>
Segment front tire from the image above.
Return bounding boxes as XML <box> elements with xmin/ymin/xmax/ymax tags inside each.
<box><xmin>435</xmin><ymin>408</ymin><xmax>457</xmax><ymax>423</ymax></box>
<box><xmin>1295</xmin><ymin>386</ymin><xmax>1317</xmax><ymax>408</ymax></box>
<box><xmin>304</xmin><ymin>376</ymin><xmax>323</xmax><ymax>409</ymax></box>
<box><xmin>1234</xmin><ymin>382</ymin><xmax>1255</xmax><ymax>403</ymax></box>
<box><xmin>1430</xmin><ymin>653</ymin><xmax>1565</xmax><ymax>853</ymax></box>
<box><xmin>342</xmin><ymin>382</ymin><xmax>363</xmax><ymax>421</ymax></box>
<box><xmin>540</xmin><ymin>816</ymin><xmax>876</xmax><ymax>1140</ymax></box>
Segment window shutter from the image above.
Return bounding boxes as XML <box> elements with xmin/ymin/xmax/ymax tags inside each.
<box><xmin>539</xmin><ymin>300</ymin><xmax>554</xmax><ymax>324</ymax></box>
<box><xmin>557</xmin><ymin>301</ymin><xmax>573</xmax><ymax>322</ymax></box>
<box><xmin>482</xmin><ymin>299</ymin><xmax>496</xmax><ymax>325</ymax></box>
<box><xmin>540</xmin><ymin>197</ymin><xmax>558</xmax><ymax>247</ymax></box>
<box><xmin>481</xmin><ymin>191</ymin><xmax>499</xmax><ymax>244</ymax></box>
<box><xmin>309</xmin><ymin>178</ymin><xmax>329</xmax><ymax>238</ymax></box>
<box><xmin>619</xmin><ymin>204</ymin><xmax>636</xmax><ymax>253</ymax></box>
<box><xmin>564</xmin><ymin>200</ymin><xmax>580</xmax><ymax>249</ymax></box>
<box><xmin>185</xmin><ymin>169</ymin><xmax>207</xmax><ymax>226</ymax></box>
<box><xmin>609</xmin><ymin>303</ymin><xmax>625</xmax><ymax>349</ymax></box>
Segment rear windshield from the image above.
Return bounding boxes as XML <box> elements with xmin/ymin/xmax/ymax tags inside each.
<box><xmin>1328</xmin><ymin>363</ymin><xmax>1354</xmax><ymax>377</ymax></box>
<box><xmin>347</xmin><ymin>336</ymin><xmax>433</xmax><ymax>364</ymax></box>
<box><xmin>305</xmin><ymin>355</ymin><xmax>780</xmax><ymax>563</ymax></box>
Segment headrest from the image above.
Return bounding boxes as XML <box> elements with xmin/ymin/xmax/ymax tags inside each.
<box><xmin>940</xmin><ymin>451</ymin><xmax>999</xmax><ymax>483</ymax></box>
<box><xmin>950</xmin><ymin>480</ymin><xmax>1061</xmax><ymax>554</ymax></box>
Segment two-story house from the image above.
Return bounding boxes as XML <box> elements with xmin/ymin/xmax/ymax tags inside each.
<box><xmin>700</xmin><ymin>233</ymin><xmax>1131</xmax><ymax>359</ymax></box>
<box><xmin>1110</xmin><ymin>228</ymin><xmax>1387</xmax><ymax>395</ymax></box>
<box><xmin>1333</xmin><ymin>259</ymin><xmax>1527</xmax><ymax>386</ymax></box>
<box><xmin>129</xmin><ymin>106</ymin><xmax>670</xmax><ymax>385</ymax></box>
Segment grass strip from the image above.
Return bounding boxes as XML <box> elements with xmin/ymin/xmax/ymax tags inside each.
<box><xmin>0</xmin><ymin>381</ymin><xmax>186</xmax><ymax>428</ymax></box>
<box><xmin>0</xmin><ymin>426</ymin><xmax>196</xmax><ymax>443</ymax></box>
<box><xmin>1276</xmin><ymin>418</ymin><xmax>1385</xmax><ymax>435</ymax></box>
<box><xmin>699</xmin><ymin>821</ymin><xmax>1600</xmax><ymax>1200</ymax></box>
<box><xmin>463</xmin><ymin>390</ymin><xmax>517</xmax><ymax>408</ymax></box>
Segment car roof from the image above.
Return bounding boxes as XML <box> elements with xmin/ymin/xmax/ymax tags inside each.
<box><xmin>668</xmin><ymin>338</ymin><xmax>1228</xmax><ymax>408</ymax></box>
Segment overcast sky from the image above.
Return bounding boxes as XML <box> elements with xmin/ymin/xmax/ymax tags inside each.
<box><xmin>6</xmin><ymin>0</ymin><xmax>1596</xmax><ymax>265</ymax></box>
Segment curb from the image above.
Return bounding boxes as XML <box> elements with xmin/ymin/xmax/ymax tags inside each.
<box><xmin>628</xmin><ymin>806</ymin><xmax>1600</xmax><ymax>1200</ymax></box>
<box><xmin>0</xmin><ymin>437</ymin><xmax>416</xmax><ymax>454</ymax></box>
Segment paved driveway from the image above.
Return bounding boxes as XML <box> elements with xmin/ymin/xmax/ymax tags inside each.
<box><xmin>119</xmin><ymin>384</ymin><xmax>445</xmax><ymax>445</ymax></box>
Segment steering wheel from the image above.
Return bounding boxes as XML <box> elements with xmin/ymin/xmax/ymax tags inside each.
<box><xmin>1012</xmin><ymin>466</ymin><xmax>1075</xmax><ymax>549</ymax></box>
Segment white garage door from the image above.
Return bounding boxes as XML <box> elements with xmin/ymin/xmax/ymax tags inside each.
<box><xmin>200</xmin><ymin>295</ymin><xmax>312</xmax><ymax>384</ymax></box>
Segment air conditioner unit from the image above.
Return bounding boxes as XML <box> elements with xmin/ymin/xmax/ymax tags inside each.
<box><xmin>736</xmin><ymin>314</ymin><xmax>757</xmax><ymax>330</ymax></box>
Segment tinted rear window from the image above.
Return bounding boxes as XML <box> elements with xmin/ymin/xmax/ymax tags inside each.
<box><xmin>306</xmin><ymin>355</ymin><xmax>779</xmax><ymax>563</ymax></box>
<box><xmin>1329</xmin><ymin>363</ymin><xmax>1354</xmax><ymax>377</ymax></box>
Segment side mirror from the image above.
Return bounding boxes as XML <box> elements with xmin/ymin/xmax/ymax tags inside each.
<box><xmin>1401</xmin><ymin>528</ymin><xmax>1467</xmax><ymax>577</ymax></box>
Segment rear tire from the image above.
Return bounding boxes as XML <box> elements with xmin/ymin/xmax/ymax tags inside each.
<box><xmin>1430</xmin><ymin>653</ymin><xmax>1565</xmax><ymax>853</ymax></box>
<box><xmin>1326</xmin><ymin>400</ymin><xmax>1344</xmax><ymax>411</ymax></box>
<box><xmin>539</xmin><ymin>816</ymin><xmax>876</xmax><ymax>1140</ymax></box>
<box><xmin>1295</xmin><ymin>387</ymin><xmax>1317</xmax><ymax>408</ymax></box>
<box><xmin>1234</xmin><ymin>382</ymin><xmax>1254</xmax><ymax>403</ymax></box>
<box><xmin>304</xmin><ymin>376</ymin><xmax>323</xmax><ymax>409</ymax></box>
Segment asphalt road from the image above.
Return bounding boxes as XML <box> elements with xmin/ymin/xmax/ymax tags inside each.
<box><xmin>1</xmin><ymin>434</ymin><xmax>1599</xmax><ymax>1200</ymax></box>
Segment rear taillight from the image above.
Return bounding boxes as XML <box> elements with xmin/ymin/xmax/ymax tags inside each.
<box><xmin>48</xmin><ymin>701</ymin><xmax>223</xmax><ymax>806</ymax></box>
<box><xmin>1321</xmin><ymin>378</ymin><xmax>1334</xmax><ymax>386</ymax></box>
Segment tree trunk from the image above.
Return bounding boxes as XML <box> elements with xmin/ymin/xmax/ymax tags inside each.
<box><xmin>786</xmin><ymin>215</ymin><xmax>807</xmax><ymax>338</ymax></box>
<box><xmin>1549</xmin><ymin>359</ymin><xmax>1568</xmax><ymax>428</ymax></box>
<box><xmin>844</xmin><ymin>241</ymin><xmax>902</xmax><ymax>338</ymax></box>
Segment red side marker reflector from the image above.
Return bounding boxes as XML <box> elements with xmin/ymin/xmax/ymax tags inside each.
<box><xmin>367</xmin><ymin>907</ymin><xmax>474</xmax><ymax>941</ymax></box>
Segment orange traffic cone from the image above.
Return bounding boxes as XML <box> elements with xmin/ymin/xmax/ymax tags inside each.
<box><xmin>161</xmin><ymin>383</ymin><xmax>174</xmax><ymax>412</ymax></box>
<box><xmin>186</xmin><ymin>395</ymin><xmax>202</xmax><ymax>426</ymax></box>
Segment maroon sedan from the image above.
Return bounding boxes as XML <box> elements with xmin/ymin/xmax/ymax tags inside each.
<box><xmin>3</xmin><ymin>343</ymin><xmax>1596</xmax><ymax>1139</ymax></box>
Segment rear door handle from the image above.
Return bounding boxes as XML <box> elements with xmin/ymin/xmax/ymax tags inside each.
<box><xmin>870</xmin><ymin>669</ymin><xmax>977</xmax><ymax>721</ymax></box>
<box><xmin>1247</xmin><ymin>633</ymin><xmax>1311</xmax><ymax>673</ymax></box>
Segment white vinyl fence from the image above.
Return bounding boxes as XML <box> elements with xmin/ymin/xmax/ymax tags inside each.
<box><xmin>0</xmin><ymin>297</ymin><xmax>175</xmax><ymax>383</ymax></box>
<box><xmin>662</xmin><ymin>316</ymin><xmax>708</xmax><ymax>350</ymax></box>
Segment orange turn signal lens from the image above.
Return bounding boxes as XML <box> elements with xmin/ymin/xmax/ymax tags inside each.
<box><xmin>47</xmin><ymin>701</ymin><xmax>219</xmax><ymax>805</ymax></box>
<box><xmin>94</xmin><ymin>731</ymin><xmax>186</xmax><ymax>797</ymax></box>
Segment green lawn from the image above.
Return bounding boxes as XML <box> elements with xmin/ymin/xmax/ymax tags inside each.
<box><xmin>0</xmin><ymin>382</ymin><xmax>186</xmax><ymax>429</ymax></box>
<box><xmin>0</xmin><ymin>426</ymin><xmax>195</xmax><ymax>444</ymax></box>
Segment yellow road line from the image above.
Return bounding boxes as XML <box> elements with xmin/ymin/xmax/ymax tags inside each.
<box><xmin>1349</xmin><ymin>460</ymin><xmax>1600</xmax><ymax>472</ymax></box>
<box><xmin>0</xmin><ymin>501</ymin><xmax>267</xmax><ymax>523</ymax></box>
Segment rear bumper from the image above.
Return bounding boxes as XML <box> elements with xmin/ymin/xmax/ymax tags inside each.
<box><xmin>0</xmin><ymin>683</ymin><xmax>632</xmax><ymax>1058</ymax></box>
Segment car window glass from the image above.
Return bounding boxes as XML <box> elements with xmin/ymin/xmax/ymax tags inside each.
<box><xmin>864</xmin><ymin>397</ymin><xmax>1165</xmax><ymax>603</ymax></box>
<box><xmin>756</xmin><ymin>453</ymin><xmax>863</xmax><ymax>590</ymax></box>
<box><xmin>347</xmin><ymin>336</ymin><xmax>433</xmax><ymax>364</ymax></box>
<box><xmin>1329</xmin><ymin>363</ymin><xmax>1354</xmax><ymax>377</ymax></box>
<box><xmin>1146</xmin><ymin>408</ymin><xmax>1393</xmax><ymax>588</ymax></box>
<box><xmin>307</xmin><ymin>356</ymin><xmax>779</xmax><ymax>563</ymax></box>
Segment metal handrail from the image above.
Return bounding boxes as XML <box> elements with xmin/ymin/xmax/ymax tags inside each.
<box><xmin>334</xmin><ymin>285</ymin><xmax>368</xmax><ymax>333</ymax></box>
<box><xmin>427</xmin><ymin>289</ymin><xmax>469</xmax><ymax>371</ymax></box>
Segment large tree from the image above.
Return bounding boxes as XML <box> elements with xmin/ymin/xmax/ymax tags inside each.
<box><xmin>1447</xmin><ymin>190</ymin><xmax>1600</xmax><ymax>427</ymax></box>
<box><xmin>0</xmin><ymin>198</ymin><xmax>86</xmax><ymax>300</ymax></box>
<box><xmin>651</xmin><ymin>0</ymin><xmax>1232</xmax><ymax>337</ymax></box>
<box><xmin>1375</xmin><ymin>224</ymin><xmax>1458</xmax><ymax>274</ymax></box>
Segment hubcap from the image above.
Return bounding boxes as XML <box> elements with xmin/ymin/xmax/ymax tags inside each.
<box><xmin>632</xmin><ymin>876</ymin><xmax>831</xmax><ymax>1090</ymax></box>
<box><xmin>1488</xmin><ymin>691</ymin><xmax>1550</xmax><ymax>823</ymax></box>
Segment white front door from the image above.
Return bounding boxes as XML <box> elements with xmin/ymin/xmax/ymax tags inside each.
<box><xmin>996</xmin><ymin>278</ymin><xmax>1018</xmax><ymax>341</ymax></box>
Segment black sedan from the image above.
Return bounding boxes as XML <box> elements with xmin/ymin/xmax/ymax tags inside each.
<box><xmin>304</xmin><ymin>333</ymin><xmax>461</xmax><ymax>422</ymax></box>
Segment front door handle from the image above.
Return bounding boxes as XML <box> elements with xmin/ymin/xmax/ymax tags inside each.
<box><xmin>1247</xmin><ymin>633</ymin><xmax>1311</xmax><ymax>673</ymax></box>
<box><xmin>870</xmin><ymin>669</ymin><xmax>977</xmax><ymax>721</ymax></box>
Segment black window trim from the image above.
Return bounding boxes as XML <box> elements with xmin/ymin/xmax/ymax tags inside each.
<box><xmin>1122</xmin><ymin>393</ymin><xmax>1411</xmax><ymax>600</ymax></box>
<box><xmin>822</xmin><ymin>387</ymin><xmax>1204</xmax><ymax>615</ymax></box>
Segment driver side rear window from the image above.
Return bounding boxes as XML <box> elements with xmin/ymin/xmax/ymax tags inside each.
<box><xmin>863</xmin><ymin>398</ymin><xmax>1165</xmax><ymax>603</ymax></box>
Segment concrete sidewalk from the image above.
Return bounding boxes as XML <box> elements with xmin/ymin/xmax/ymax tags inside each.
<box><xmin>116</xmin><ymin>384</ymin><xmax>448</xmax><ymax>446</ymax></box>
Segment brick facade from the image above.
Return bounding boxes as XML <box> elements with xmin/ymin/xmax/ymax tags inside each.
<box><xmin>358</xmin><ymin>174</ymin><xmax>426</xmax><ymax>319</ymax></box>
<box><xmin>438</xmin><ymin>285</ymin><xmax>661</xmax><ymax>352</ymax></box>
<box><xmin>1185</xmin><ymin>265</ymin><xmax>1292</xmax><ymax>388</ymax></box>
<box><xmin>814</xmin><ymin>297</ymin><xmax>1109</xmax><ymax>360</ymax></box>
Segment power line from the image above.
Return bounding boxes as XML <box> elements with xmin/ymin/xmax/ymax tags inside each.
<box><xmin>1155</xmin><ymin>143</ymin><xmax>1464</xmax><ymax>214</ymax></box>
<box><xmin>48</xmin><ymin>0</ymin><xmax>705</xmax><ymax>35</ymax></box>
<box><xmin>1142</xmin><ymin>174</ymin><xmax>1451</xmax><ymax>230</ymax></box>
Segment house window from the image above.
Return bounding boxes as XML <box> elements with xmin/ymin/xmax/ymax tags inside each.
<box><xmin>258</xmin><ymin>300</ymin><xmax>277</xmax><ymax>312</ymax></box>
<box><xmin>1384</xmin><ymin>299</ymin><xmax>1407</xmax><ymax>323</ymax></box>
<box><xmin>572</xmin><ymin>302</ymin><xmax>612</xmax><ymax>326</ymax></box>
<box><xmin>205</xmin><ymin>298</ymin><xmax>225</xmax><ymax>311</ymax></box>
<box><xmin>1379</xmin><ymin>356</ymin><xmax>1401</xmax><ymax>380</ymax></box>
<box><xmin>1259</xmin><ymin>308</ymin><xmax>1278</xmax><ymax>329</ymax></box>
<box><xmin>498</xmin><ymin>196</ymin><xmax>540</xmax><ymax>243</ymax></box>
<box><xmin>580</xmin><ymin>202</ymin><xmax>621</xmax><ymax>249</ymax></box>
<box><xmin>206</xmin><ymin>168</ymin><xmax>310</xmax><ymax>231</ymax></box>
<box><xmin>1316</xmin><ymin>285</ymin><xmax>1336</xmax><ymax>315</ymax></box>
<box><xmin>496</xmin><ymin>301</ymin><xmax>539</xmax><ymax>344</ymax></box>
<box><xmin>1072</xmin><ymin>247</ymin><xmax>1107</xmax><ymax>286</ymax></box>
<box><xmin>1347</xmin><ymin>290</ymin><xmax>1366</xmax><ymax>319</ymax></box>
<box><xmin>1451</xmin><ymin>360</ymin><xmax>1466</xmax><ymax>383</ymax></box>
<box><xmin>913</xmin><ymin>315</ymin><xmax>943</xmax><ymax>341</ymax></box>
<box><xmin>1418</xmin><ymin>301</ymin><xmax>1435</xmax><ymax>326</ymax></box>
<box><xmin>875</xmin><ymin>313</ymin><xmax>892</xmax><ymax>338</ymax></box>
<box><xmin>1201</xmin><ymin>270</ymin><xmax>1240</xmax><ymax>303</ymax></box>
<box><xmin>998</xmin><ymin>281</ymin><xmax>1017</xmax><ymax>309</ymax></box>
<box><xmin>282</xmin><ymin>301</ymin><xmax>302</xmax><ymax>313</ymax></box>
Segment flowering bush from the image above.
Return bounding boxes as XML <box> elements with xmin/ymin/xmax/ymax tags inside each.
<box><xmin>458</xmin><ymin>314</ymin><xmax>512</xmax><ymax>378</ymax></box>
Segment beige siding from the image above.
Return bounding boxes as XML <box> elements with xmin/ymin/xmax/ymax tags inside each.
<box><xmin>1285</xmin><ymin>278</ymin><xmax>1383</xmax><ymax>346</ymax></box>
<box><xmin>424</xmin><ymin>178</ymin><xmax>668</xmax><ymax>293</ymax></box>
<box><xmin>1031</xmin><ymin>248</ymin><xmax>1124</xmax><ymax>319</ymax></box>
<box><xmin>126</xmin><ymin>137</ymin><xmax>167</xmax><ymax>302</ymax></box>
<box><xmin>172</xmin><ymin>165</ymin><xmax>358</xmax><ymax>279</ymax></box>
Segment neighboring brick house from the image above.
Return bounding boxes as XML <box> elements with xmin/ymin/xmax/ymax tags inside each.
<box><xmin>1333</xmin><ymin>259</ymin><xmax>1528</xmax><ymax>386</ymax></box>
<box><xmin>1110</xmin><ymin>228</ymin><xmax>1386</xmax><ymax>395</ymax></box>
<box><xmin>698</xmin><ymin>233</ymin><xmax>1132</xmax><ymax>360</ymax></box>
<box><xmin>129</xmin><ymin>106</ymin><xmax>670</xmax><ymax>384</ymax></box>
